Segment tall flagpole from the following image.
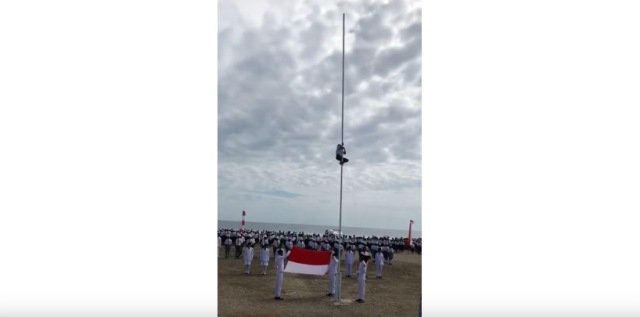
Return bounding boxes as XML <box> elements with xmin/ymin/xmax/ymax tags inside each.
<box><xmin>335</xmin><ymin>12</ymin><xmax>345</xmax><ymax>304</ymax></box>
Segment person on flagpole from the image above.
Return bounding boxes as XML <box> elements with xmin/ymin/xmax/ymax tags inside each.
<box><xmin>335</xmin><ymin>144</ymin><xmax>349</xmax><ymax>164</ymax></box>
<box><xmin>326</xmin><ymin>249</ymin><xmax>339</xmax><ymax>297</ymax></box>
<box><xmin>274</xmin><ymin>248</ymin><xmax>287</xmax><ymax>300</ymax></box>
<box><xmin>243</xmin><ymin>242</ymin><xmax>254</xmax><ymax>274</ymax></box>
<box><xmin>356</xmin><ymin>251</ymin><xmax>370</xmax><ymax>303</ymax></box>
<box><xmin>260</xmin><ymin>244</ymin><xmax>270</xmax><ymax>275</ymax></box>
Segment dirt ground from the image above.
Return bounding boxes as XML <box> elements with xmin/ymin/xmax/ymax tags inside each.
<box><xmin>217</xmin><ymin>248</ymin><xmax>422</xmax><ymax>317</ymax></box>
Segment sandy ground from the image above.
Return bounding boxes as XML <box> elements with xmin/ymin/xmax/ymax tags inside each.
<box><xmin>218</xmin><ymin>247</ymin><xmax>421</xmax><ymax>317</ymax></box>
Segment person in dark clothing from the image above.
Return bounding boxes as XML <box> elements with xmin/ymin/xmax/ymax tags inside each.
<box><xmin>336</xmin><ymin>144</ymin><xmax>349</xmax><ymax>164</ymax></box>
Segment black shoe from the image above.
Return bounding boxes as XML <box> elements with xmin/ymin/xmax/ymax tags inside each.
<box><xmin>356</xmin><ymin>299</ymin><xmax>365</xmax><ymax>303</ymax></box>
<box><xmin>327</xmin><ymin>293</ymin><xmax>334</xmax><ymax>297</ymax></box>
<box><xmin>275</xmin><ymin>297</ymin><xmax>283</xmax><ymax>300</ymax></box>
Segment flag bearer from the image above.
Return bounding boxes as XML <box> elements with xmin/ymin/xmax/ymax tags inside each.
<box><xmin>356</xmin><ymin>251</ymin><xmax>370</xmax><ymax>303</ymax></box>
<box><xmin>326</xmin><ymin>249</ymin><xmax>339</xmax><ymax>297</ymax></box>
<box><xmin>285</xmin><ymin>238</ymin><xmax>293</xmax><ymax>251</ymax></box>
<box><xmin>274</xmin><ymin>248</ymin><xmax>286</xmax><ymax>300</ymax></box>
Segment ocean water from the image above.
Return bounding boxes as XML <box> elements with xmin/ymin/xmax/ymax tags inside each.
<box><xmin>218</xmin><ymin>220</ymin><xmax>421</xmax><ymax>239</ymax></box>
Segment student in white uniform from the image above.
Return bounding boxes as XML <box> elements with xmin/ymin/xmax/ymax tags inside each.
<box><xmin>285</xmin><ymin>239</ymin><xmax>293</xmax><ymax>251</ymax></box>
<box><xmin>344</xmin><ymin>246</ymin><xmax>355</xmax><ymax>278</ymax></box>
<box><xmin>375</xmin><ymin>250</ymin><xmax>384</xmax><ymax>278</ymax></box>
<box><xmin>356</xmin><ymin>251</ymin><xmax>370</xmax><ymax>303</ymax></box>
<box><xmin>224</xmin><ymin>236</ymin><xmax>232</xmax><ymax>259</ymax></box>
<box><xmin>235</xmin><ymin>235</ymin><xmax>244</xmax><ymax>259</ymax></box>
<box><xmin>242</xmin><ymin>243</ymin><xmax>254</xmax><ymax>274</ymax></box>
<box><xmin>272</xmin><ymin>238</ymin><xmax>279</xmax><ymax>257</ymax></box>
<box><xmin>326</xmin><ymin>250</ymin><xmax>339</xmax><ymax>297</ymax></box>
<box><xmin>381</xmin><ymin>244</ymin><xmax>389</xmax><ymax>264</ymax></box>
<box><xmin>274</xmin><ymin>248</ymin><xmax>286</xmax><ymax>300</ymax></box>
<box><xmin>259</xmin><ymin>245</ymin><xmax>270</xmax><ymax>275</ymax></box>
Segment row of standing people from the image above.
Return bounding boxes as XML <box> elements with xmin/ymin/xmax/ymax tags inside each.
<box><xmin>232</xmin><ymin>243</ymin><xmax>383</xmax><ymax>303</ymax></box>
<box><xmin>218</xmin><ymin>228</ymin><xmax>422</xmax><ymax>257</ymax></box>
<box><xmin>231</xmin><ymin>242</ymin><xmax>387</xmax><ymax>280</ymax></box>
<box><xmin>220</xmin><ymin>231</ymin><xmax>409</xmax><ymax>267</ymax></box>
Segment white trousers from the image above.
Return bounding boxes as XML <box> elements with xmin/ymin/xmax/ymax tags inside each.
<box><xmin>376</xmin><ymin>263</ymin><xmax>383</xmax><ymax>277</ymax></box>
<box><xmin>357</xmin><ymin>277</ymin><xmax>366</xmax><ymax>300</ymax></box>
<box><xmin>275</xmin><ymin>272</ymin><xmax>284</xmax><ymax>297</ymax></box>
<box><xmin>328</xmin><ymin>273</ymin><xmax>336</xmax><ymax>293</ymax></box>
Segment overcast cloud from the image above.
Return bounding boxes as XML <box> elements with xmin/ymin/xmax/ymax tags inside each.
<box><xmin>218</xmin><ymin>0</ymin><xmax>421</xmax><ymax>230</ymax></box>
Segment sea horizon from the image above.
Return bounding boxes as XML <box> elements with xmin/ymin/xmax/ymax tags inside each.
<box><xmin>218</xmin><ymin>219</ymin><xmax>421</xmax><ymax>239</ymax></box>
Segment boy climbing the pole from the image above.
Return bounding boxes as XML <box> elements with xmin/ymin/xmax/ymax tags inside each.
<box><xmin>336</xmin><ymin>144</ymin><xmax>349</xmax><ymax>164</ymax></box>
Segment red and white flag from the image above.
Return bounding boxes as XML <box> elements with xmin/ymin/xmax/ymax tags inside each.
<box><xmin>284</xmin><ymin>247</ymin><xmax>331</xmax><ymax>276</ymax></box>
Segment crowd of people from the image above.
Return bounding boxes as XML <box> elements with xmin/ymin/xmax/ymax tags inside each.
<box><xmin>218</xmin><ymin>228</ymin><xmax>422</xmax><ymax>260</ymax></box>
<box><xmin>218</xmin><ymin>227</ymin><xmax>422</xmax><ymax>302</ymax></box>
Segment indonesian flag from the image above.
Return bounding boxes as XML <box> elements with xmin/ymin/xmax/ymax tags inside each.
<box><xmin>284</xmin><ymin>247</ymin><xmax>331</xmax><ymax>276</ymax></box>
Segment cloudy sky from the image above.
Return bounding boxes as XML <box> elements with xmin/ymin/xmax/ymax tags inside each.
<box><xmin>217</xmin><ymin>0</ymin><xmax>421</xmax><ymax>230</ymax></box>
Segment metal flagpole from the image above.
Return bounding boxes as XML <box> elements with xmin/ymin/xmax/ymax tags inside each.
<box><xmin>335</xmin><ymin>12</ymin><xmax>345</xmax><ymax>304</ymax></box>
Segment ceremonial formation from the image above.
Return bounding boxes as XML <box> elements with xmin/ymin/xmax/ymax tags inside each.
<box><xmin>217</xmin><ymin>227</ymin><xmax>422</xmax><ymax>302</ymax></box>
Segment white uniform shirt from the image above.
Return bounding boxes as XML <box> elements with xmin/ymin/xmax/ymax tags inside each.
<box><xmin>275</xmin><ymin>253</ymin><xmax>285</xmax><ymax>273</ymax></box>
<box><xmin>328</xmin><ymin>256</ymin><xmax>338</xmax><ymax>275</ymax></box>
<box><xmin>345</xmin><ymin>250</ymin><xmax>355</xmax><ymax>265</ymax></box>
<box><xmin>243</xmin><ymin>246</ymin><xmax>254</xmax><ymax>265</ymax></box>
<box><xmin>375</xmin><ymin>251</ymin><xmax>384</xmax><ymax>266</ymax></box>
<box><xmin>260</xmin><ymin>248</ymin><xmax>269</xmax><ymax>266</ymax></box>
<box><xmin>357</xmin><ymin>260</ymin><xmax>367</xmax><ymax>281</ymax></box>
